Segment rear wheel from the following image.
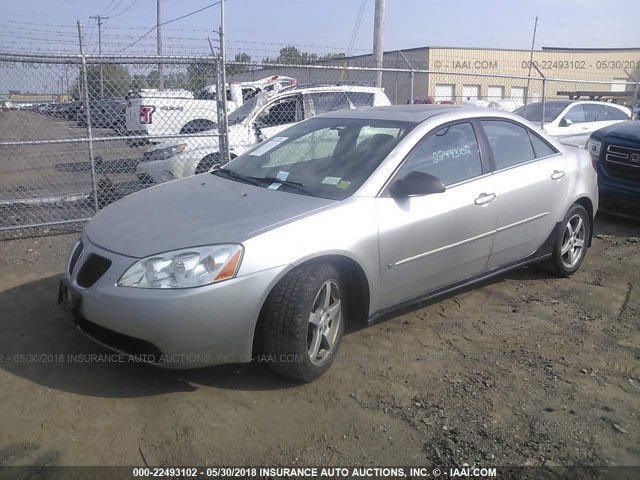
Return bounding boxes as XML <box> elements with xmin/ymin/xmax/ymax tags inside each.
<box><xmin>550</xmin><ymin>204</ymin><xmax>590</xmax><ymax>277</ymax></box>
<box><xmin>262</xmin><ymin>264</ymin><xmax>344</xmax><ymax>382</ymax></box>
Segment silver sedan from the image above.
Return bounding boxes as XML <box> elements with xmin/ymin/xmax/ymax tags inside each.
<box><xmin>59</xmin><ymin>105</ymin><xmax>598</xmax><ymax>382</ymax></box>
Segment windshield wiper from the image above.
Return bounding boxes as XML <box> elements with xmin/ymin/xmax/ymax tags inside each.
<box><xmin>247</xmin><ymin>176</ymin><xmax>315</xmax><ymax>196</ymax></box>
<box><xmin>212</xmin><ymin>168</ymin><xmax>261</xmax><ymax>186</ymax></box>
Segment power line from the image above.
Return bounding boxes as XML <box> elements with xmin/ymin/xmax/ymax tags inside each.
<box><xmin>115</xmin><ymin>0</ymin><xmax>224</xmax><ymax>53</ymax></box>
<box><xmin>347</xmin><ymin>0</ymin><xmax>367</xmax><ymax>56</ymax></box>
<box><xmin>110</xmin><ymin>0</ymin><xmax>142</xmax><ymax>18</ymax></box>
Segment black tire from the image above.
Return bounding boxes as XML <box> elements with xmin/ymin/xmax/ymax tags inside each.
<box><xmin>195</xmin><ymin>154</ymin><xmax>221</xmax><ymax>174</ymax></box>
<box><xmin>262</xmin><ymin>263</ymin><xmax>345</xmax><ymax>382</ymax></box>
<box><xmin>549</xmin><ymin>204</ymin><xmax>590</xmax><ymax>277</ymax></box>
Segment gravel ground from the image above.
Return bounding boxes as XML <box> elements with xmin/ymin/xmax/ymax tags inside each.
<box><xmin>0</xmin><ymin>208</ymin><xmax>638</xmax><ymax>470</ymax></box>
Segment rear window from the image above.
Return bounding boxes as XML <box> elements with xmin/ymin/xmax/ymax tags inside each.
<box><xmin>346</xmin><ymin>92</ymin><xmax>375</xmax><ymax>107</ymax></box>
<box><xmin>605</xmin><ymin>105</ymin><xmax>630</xmax><ymax>121</ymax></box>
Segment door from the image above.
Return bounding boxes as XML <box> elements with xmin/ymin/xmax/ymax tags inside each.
<box><xmin>435</xmin><ymin>84</ymin><xmax>454</xmax><ymax>102</ymax></box>
<box><xmin>377</xmin><ymin>122</ymin><xmax>498</xmax><ymax>308</ymax></box>
<box><xmin>479</xmin><ymin>120</ymin><xmax>569</xmax><ymax>269</ymax></box>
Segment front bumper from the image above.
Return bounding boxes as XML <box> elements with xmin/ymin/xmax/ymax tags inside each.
<box><xmin>63</xmin><ymin>235</ymin><xmax>287</xmax><ymax>369</ymax></box>
<box><xmin>597</xmin><ymin>166</ymin><xmax>640</xmax><ymax>204</ymax></box>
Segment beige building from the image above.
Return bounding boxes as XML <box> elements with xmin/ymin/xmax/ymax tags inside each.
<box><xmin>229</xmin><ymin>46</ymin><xmax>640</xmax><ymax>106</ymax></box>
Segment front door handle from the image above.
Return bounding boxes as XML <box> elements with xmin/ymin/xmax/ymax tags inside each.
<box><xmin>474</xmin><ymin>193</ymin><xmax>496</xmax><ymax>205</ymax></box>
<box><xmin>551</xmin><ymin>170</ymin><xmax>565</xmax><ymax>180</ymax></box>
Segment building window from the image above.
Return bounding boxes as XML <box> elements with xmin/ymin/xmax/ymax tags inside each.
<box><xmin>487</xmin><ymin>86</ymin><xmax>504</xmax><ymax>101</ymax></box>
<box><xmin>435</xmin><ymin>84</ymin><xmax>455</xmax><ymax>102</ymax></box>
<box><xmin>511</xmin><ymin>87</ymin><xmax>526</xmax><ymax>103</ymax></box>
<box><xmin>611</xmin><ymin>79</ymin><xmax>627</xmax><ymax>93</ymax></box>
<box><xmin>462</xmin><ymin>85</ymin><xmax>480</xmax><ymax>100</ymax></box>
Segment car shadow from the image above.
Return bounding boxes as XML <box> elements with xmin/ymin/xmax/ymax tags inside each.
<box><xmin>0</xmin><ymin>274</ymin><xmax>297</xmax><ymax>397</ymax></box>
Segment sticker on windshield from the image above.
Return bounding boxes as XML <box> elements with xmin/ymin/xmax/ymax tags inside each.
<box><xmin>337</xmin><ymin>180</ymin><xmax>351</xmax><ymax>189</ymax></box>
<box><xmin>249</xmin><ymin>137</ymin><xmax>288</xmax><ymax>156</ymax></box>
<box><xmin>276</xmin><ymin>171</ymin><xmax>290</xmax><ymax>181</ymax></box>
<box><xmin>267</xmin><ymin>182</ymin><xmax>282</xmax><ymax>190</ymax></box>
<box><xmin>321</xmin><ymin>176</ymin><xmax>341</xmax><ymax>185</ymax></box>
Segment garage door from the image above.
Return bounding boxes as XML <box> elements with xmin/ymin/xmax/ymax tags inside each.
<box><xmin>511</xmin><ymin>87</ymin><xmax>526</xmax><ymax>102</ymax></box>
<box><xmin>487</xmin><ymin>86</ymin><xmax>503</xmax><ymax>101</ymax></box>
<box><xmin>462</xmin><ymin>85</ymin><xmax>480</xmax><ymax>100</ymax></box>
<box><xmin>435</xmin><ymin>84</ymin><xmax>454</xmax><ymax>102</ymax></box>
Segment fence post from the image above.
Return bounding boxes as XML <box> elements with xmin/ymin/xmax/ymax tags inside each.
<box><xmin>633</xmin><ymin>82</ymin><xmax>639</xmax><ymax>119</ymax></box>
<box><xmin>541</xmin><ymin>77</ymin><xmax>547</xmax><ymax>130</ymax></box>
<box><xmin>76</xmin><ymin>20</ymin><xmax>100</xmax><ymax>214</ymax></box>
<box><xmin>398</xmin><ymin>50</ymin><xmax>414</xmax><ymax>104</ymax></box>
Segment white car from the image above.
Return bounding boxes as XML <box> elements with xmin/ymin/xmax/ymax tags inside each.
<box><xmin>136</xmin><ymin>84</ymin><xmax>391</xmax><ymax>184</ymax></box>
<box><xmin>125</xmin><ymin>76</ymin><xmax>297</xmax><ymax>145</ymax></box>
<box><xmin>515</xmin><ymin>100</ymin><xmax>631</xmax><ymax>147</ymax></box>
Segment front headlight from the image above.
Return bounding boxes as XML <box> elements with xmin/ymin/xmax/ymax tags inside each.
<box><xmin>586</xmin><ymin>139</ymin><xmax>601</xmax><ymax>157</ymax></box>
<box><xmin>141</xmin><ymin>143</ymin><xmax>187</xmax><ymax>162</ymax></box>
<box><xmin>118</xmin><ymin>244</ymin><xmax>243</xmax><ymax>289</ymax></box>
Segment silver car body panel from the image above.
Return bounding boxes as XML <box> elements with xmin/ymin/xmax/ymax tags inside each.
<box><xmin>64</xmin><ymin>105</ymin><xmax>598</xmax><ymax>368</ymax></box>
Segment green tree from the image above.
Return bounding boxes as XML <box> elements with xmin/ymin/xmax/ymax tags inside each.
<box><xmin>262</xmin><ymin>46</ymin><xmax>345</xmax><ymax>66</ymax></box>
<box><xmin>72</xmin><ymin>64</ymin><xmax>131</xmax><ymax>98</ymax></box>
<box><xmin>186</xmin><ymin>62</ymin><xmax>217</xmax><ymax>92</ymax></box>
<box><xmin>131</xmin><ymin>74</ymin><xmax>148</xmax><ymax>90</ymax></box>
<box><xmin>228</xmin><ymin>52</ymin><xmax>253</xmax><ymax>75</ymax></box>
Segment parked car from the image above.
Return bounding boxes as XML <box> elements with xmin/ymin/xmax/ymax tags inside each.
<box><xmin>59</xmin><ymin>105</ymin><xmax>598</xmax><ymax>382</ymax></box>
<box><xmin>136</xmin><ymin>84</ymin><xmax>391</xmax><ymax>185</ymax></box>
<box><xmin>586</xmin><ymin>120</ymin><xmax>640</xmax><ymax>206</ymax></box>
<box><xmin>77</xmin><ymin>98</ymin><xmax>127</xmax><ymax>131</ymax></box>
<box><xmin>124</xmin><ymin>76</ymin><xmax>297</xmax><ymax>145</ymax></box>
<box><xmin>514</xmin><ymin>100</ymin><xmax>631</xmax><ymax>147</ymax></box>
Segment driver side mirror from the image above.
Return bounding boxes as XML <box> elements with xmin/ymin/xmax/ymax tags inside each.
<box><xmin>389</xmin><ymin>171</ymin><xmax>446</xmax><ymax>198</ymax></box>
<box><xmin>559</xmin><ymin>118</ymin><xmax>573</xmax><ymax>127</ymax></box>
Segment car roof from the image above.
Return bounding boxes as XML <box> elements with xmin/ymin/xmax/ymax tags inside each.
<box><xmin>319</xmin><ymin>104</ymin><xmax>487</xmax><ymax>123</ymax></box>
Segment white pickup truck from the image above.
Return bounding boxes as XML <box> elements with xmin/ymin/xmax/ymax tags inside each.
<box><xmin>124</xmin><ymin>76</ymin><xmax>296</xmax><ymax>146</ymax></box>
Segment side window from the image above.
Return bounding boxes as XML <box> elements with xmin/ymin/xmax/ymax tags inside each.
<box><xmin>605</xmin><ymin>105</ymin><xmax>629</xmax><ymax>121</ymax></box>
<box><xmin>397</xmin><ymin>123</ymin><xmax>482</xmax><ymax>186</ymax></box>
<box><xmin>583</xmin><ymin>104</ymin><xmax>607</xmax><ymax>122</ymax></box>
<box><xmin>257</xmin><ymin>96</ymin><xmax>302</xmax><ymax>127</ymax></box>
<box><xmin>309</xmin><ymin>92</ymin><xmax>351</xmax><ymax>115</ymax></box>
<box><xmin>346</xmin><ymin>92</ymin><xmax>375</xmax><ymax>107</ymax></box>
<box><xmin>564</xmin><ymin>105</ymin><xmax>586</xmax><ymax>124</ymax></box>
<box><xmin>481</xmin><ymin>120</ymin><xmax>535</xmax><ymax>170</ymax></box>
<box><xmin>528</xmin><ymin>131</ymin><xmax>558</xmax><ymax>158</ymax></box>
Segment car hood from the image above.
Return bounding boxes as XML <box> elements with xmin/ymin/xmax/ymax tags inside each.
<box><xmin>590</xmin><ymin>120</ymin><xmax>640</xmax><ymax>142</ymax></box>
<box><xmin>85</xmin><ymin>174</ymin><xmax>337</xmax><ymax>258</ymax></box>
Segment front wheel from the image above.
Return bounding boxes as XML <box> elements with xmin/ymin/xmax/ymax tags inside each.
<box><xmin>195</xmin><ymin>153</ymin><xmax>221</xmax><ymax>174</ymax></box>
<box><xmin>550</xmin><ymin>204</ymin><xmax>590</xmax><ymax>277</ymax></box>
<box><xmin>262</xmin><ymin>264</ymin><xmax>345</xmax><ymax>382</ymax></box>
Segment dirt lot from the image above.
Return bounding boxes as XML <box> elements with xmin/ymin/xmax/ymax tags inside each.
<box><xmin>0</xmin><ymin>210</ymin><xmax>638</xmax><ymax>469</ymax></box>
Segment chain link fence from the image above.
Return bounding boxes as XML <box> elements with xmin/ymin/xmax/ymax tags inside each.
<box><xmin>1</xmin><ymin>52</ymin><xmax>638</xmax><ymax>238</ymax></box>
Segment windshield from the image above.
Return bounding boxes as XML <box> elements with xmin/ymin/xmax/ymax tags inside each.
<box><xmin>514</xmin><ymin>101</ymin><xmax>570</xmax><ymax>123</ymax></box>
<box><xmin>215</xmin><ymin>117</ymin><xmax>415</xmax><ymax>200</ymax></box>
<box><xmin>227</xmin><ymin>92</ymin><xmax>269</xmax><ymax>125</ymax></box>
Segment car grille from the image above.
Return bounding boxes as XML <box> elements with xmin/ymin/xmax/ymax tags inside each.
<box><xmin>76</xmin><ymin>317</ymin><xmax>164</xmax><ymax>363</ymax></box>
<box><xmin>68</xmin><ymin>241</ymin><xmax>83</xmax><ymax>275</ymax></box>
<box><xmin>76</xmin><ymin>254</ymin><xmax>112</xmax><ymax>288</ymax></box>
<box><xmin>604</xmin><ymin>144</ymin><xmax>640</xmax><ymax>182</ymax></box>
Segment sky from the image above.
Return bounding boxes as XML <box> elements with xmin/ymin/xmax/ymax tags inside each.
<box><xmin>0</xmin><ymin>0</ymin><xmax>638</xmax><ymax>59</ymax></box>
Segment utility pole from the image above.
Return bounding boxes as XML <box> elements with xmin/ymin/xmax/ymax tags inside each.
<box><xmin>523</xmin><ymin>16</ymin><xmax>538</xmax><ymax>113</ymax></box>
<box><xmin>219</xmin><ymin>0</ymin><xmax>229</xmax><ymax>164</ymax></box>
<box><xmin>372</xmin><ymin>0</ymin><xmax>385</xmax><ymax>88</ymax></box>
<box><xmin>90</xmin><ymin>15</ymin><xmax>109</xmax><ymax>97</ymax></box>
<box><xmin>157</xmin><ymin>0</ymin><xmax>164</xmax><ymax>90</ymax></box>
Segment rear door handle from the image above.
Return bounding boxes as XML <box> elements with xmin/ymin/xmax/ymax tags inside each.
<box><xmin>551</xmin><ymin>170</ymin><xmax>565</xmax><ymax>180</ymax></box>
<box><xmin>474</xmin><ymin>193</ymin><xmax>496</xmax><ymax>205</ymax></box>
